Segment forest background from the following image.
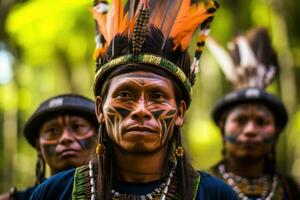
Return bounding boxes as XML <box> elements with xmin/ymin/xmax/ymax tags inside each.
<box><xmin>1</xmin><ymin>0</ymin><xmax>300</xmax><ymax>192</ymax></box>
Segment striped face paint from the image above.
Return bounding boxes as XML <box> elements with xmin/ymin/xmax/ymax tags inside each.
<box><xmin>224</xmin><ymin>132</ymin><xmax>276</xmax><ymax>145</ymax></box>
<box><xmin>101</xmin><ymin>71</ymin><xmax>185</xmax><ymax>153</ymax></box>
<box><xmin>224</xmin><ymin>134</ymin><xmax>238</xmax><ymax>144</ymax></box>
<box><xmin>38</xmin><ymin>115</ymin><xmax>97</xmax><ymax>174</ymax></box>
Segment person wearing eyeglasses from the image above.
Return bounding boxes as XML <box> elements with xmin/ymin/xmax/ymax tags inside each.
<box><xmin>0</xmin><ymin>94</ymin><xmax>98</xmax><ymax>200</ymax></box>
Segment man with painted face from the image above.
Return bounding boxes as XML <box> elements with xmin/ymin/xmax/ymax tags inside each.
<box><xmin>0</xmin><ymin>94</ymin><xmax>98</xmax><ymax>200</ymax></box>
<box><xmin>30</xmin><ymin>0</ymin><xmax>237</xmax><ymax>199</ymax></box>
<box><xmin>206</xmin><ymin>27</ymin><xmax>300</xmax><ymax>199</ymax></box>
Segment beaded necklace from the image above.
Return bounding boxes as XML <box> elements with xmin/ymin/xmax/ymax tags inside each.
<box><xmin>88</xmin><ymin>161</ymin><xmax>177</xmax><ymax>200</ymax></box>
<box><xmin>218</xmin><ymin>164</ymin><xmax>278</xmax><ymax>200</ymax></box>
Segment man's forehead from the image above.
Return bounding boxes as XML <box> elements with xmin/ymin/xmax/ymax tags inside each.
<box><xmin>114</xmin><ymin>71</ymin><xmax>166</xmax><ymax>78</ymax></box>
<box><xmin>44</xmin><ymin>115</ymin><xmax>87</xmax><ymax>124</ymax></box>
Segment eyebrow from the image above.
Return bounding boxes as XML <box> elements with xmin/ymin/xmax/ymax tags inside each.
<box><xmin>43</xmin><ymin>119</ymin><xmax>60</xmax><ymax>126</ymax></box>
<box><xmin>231</xmin><ymin>108</ymin><xmax>273</xmax><ymax>118</ymax></box>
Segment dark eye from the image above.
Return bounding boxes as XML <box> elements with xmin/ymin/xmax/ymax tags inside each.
<box><xmin>117</xmin><ymin>91</ymin><xmax>133</xmax><ymax>99</ymax></box>
<box><xmin>47</xmin><ymin>127</ymin><xmax>61</xmax><ymax>135</ymax></box>
<box><xmin>41</xmin><ymin>126</ymin><xmax>61</xmax><ymax>140</ymax></box>
<box><xmin>70</xmin><ymin>124</ymin><xmax>82</xmax><ymax>132</ymax></box>
<box><xmin>151</xmin><ymin>92</ymin><xmax>165</xmax><ymax>101</ymax></box>
<box><xmin>256</xmin><ymin>117</ymin><xmax>267</xmax><ymax>126</ymax></box>
<box><xmin>235</xmin><ymin>116</ymin><xmax>247</xmax><ymax>125</ymax></box>
<box><xmin>71</xmin><ymin>123</ymin><xmax>90</xmax><ymax>135</ymax></box>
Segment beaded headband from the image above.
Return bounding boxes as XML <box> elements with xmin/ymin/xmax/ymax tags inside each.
<box><xmin>94</xmin><ymin>53</ymin><xmax>192</xmax><ymax>99</ymax></box>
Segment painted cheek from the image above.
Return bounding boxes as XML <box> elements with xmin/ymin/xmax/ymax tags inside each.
<box><xmin>260</xmin><ymin>132</ymin><xmax>276</xmax><ymax>144</ymax></box>
<box><xmin>224</xmin><ymin>134</ymin><xmax>238</xmax><ymax>144</ymax></box>
<box><xmin>104</xmin><ymin>106</ymin><xmax>126</xmax><ymax>142</ymax></box>
<box><xmin>77</xmin><ymin>136</ymin><xmax>96</xmax><ymax>150</ymax></box>
<box><xmin>114</xmin><ymin>106</ymin><xmax>131</xmax><ymax>119</ymax></box>
<box><xmin>42</xmin><ymin>143</ymin><xmax>57</xmax><ymax>158</ymax></box>
<box><xmin>152</xmin><ymin>109</ymin><xmax>177</xmax><ymax>142</ymax></box>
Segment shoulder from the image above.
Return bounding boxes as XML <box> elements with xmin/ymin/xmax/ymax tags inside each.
<box><xmin>195</xmin><ymin>171</ymin><xmax>237</xmax><ymax>200</ymax></box>
<box><xmin>16</xmin><ymin>186</ymin><xmax>36</xmax><ymax>200</ymax></box>
<box><xmin>29</xmin><ymin>168</ymin><xmax>76</xmax><ymax>200</ymax></box>
<box><xmin>278</xmin><ymin>174</ymin><xmax>300</xmax><ymax>199</ymax></box>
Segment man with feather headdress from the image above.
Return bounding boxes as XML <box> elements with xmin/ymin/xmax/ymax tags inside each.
<box><xmin>29</xmin><ymin>0</ymin><xmax>237</xmax><ymax>199</ymax></box>
<box><xmin>207</xmin><ymin>27</ymin><xmax>300</xmax><ymax>200</ymax></box>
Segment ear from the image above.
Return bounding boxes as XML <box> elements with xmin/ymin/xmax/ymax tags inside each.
<box><xmin>95</xmin><ymin>96</ymin><xmax>105</xmax><ymax>123</ymax></box>
<box><xmin>175</xmin><ymin>100</ymin><xmax>186</xmax><ymax>127</ymax></box>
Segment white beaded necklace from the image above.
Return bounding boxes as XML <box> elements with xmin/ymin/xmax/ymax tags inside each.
<box><xmin>88</xmin><ymin>160</ymin><xmax>177</xmax><ymax>200</ymax></box>
<box><xmin>218</xmin><ymin>164</ymin><xmax>278</xmax><ymax>200</ymax></box>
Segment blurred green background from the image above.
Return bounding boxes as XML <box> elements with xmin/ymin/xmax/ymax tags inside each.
<box><xmin>1</xmin><ymin>0</ymin><xmax>300</xmax><ymax>192</ymax></box>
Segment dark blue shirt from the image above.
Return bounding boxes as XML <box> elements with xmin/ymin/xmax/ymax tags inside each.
<box><xmin>30</xmin><ymin>168</ymin><xmax>237</xmax><ymax>200</ymax></box>
<box><xmin>16</xmin><ymin>186</ymin><xmax>36</xmax><ymax>200</ymax></box>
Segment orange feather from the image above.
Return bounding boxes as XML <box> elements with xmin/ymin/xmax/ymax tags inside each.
<box><xmin>170</xmin><ymin>2</ymin><xmax>212</xmax><ymax>49</ymax></box>
<box><xmin>149</xmin><ymin>0</ymin><xmax>183</xmax><ymax>38</ymax></box>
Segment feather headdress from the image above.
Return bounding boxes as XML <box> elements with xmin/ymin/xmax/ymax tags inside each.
<box><xmin>207</xmin><ymin>27</ymin><xmax>278</xmax><ymax>90</ymax></box>
<box><xmin>210</xmin><ymin>27</ymin><xmax>288</xmax><ymax>130</ymax></box>
<box><xmin>92</xmin><ymin>0</ymin><xmax>219</xmax><ymax>106</ymax></box>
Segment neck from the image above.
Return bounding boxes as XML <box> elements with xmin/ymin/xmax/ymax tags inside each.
<box><xmin>226</xmin><ymin>156</ymin><xmax>265</xmax><ymax>177</ymax></box>
<box><xmin>114</xmin><ymin>146</ymin><xmax>167</xmax><ymax>183</ymax></box>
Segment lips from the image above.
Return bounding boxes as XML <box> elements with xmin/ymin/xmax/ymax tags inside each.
<box><xmin>58</xmin><ymin>149</ymin><xmax>80</xmax><ymax>157</ymax></box>
<box><xmin>125</xmin><ymin>126</ymin><xmax>157</xmax><ymax>134</ymax></box>
<box><xmin>238</xmin><ymin>140</ymin><xmax>261</xmax><ymax>148</ymax></box>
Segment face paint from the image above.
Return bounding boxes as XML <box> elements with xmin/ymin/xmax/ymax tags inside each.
<box><xmin>115</xmin><ymin>107</ymin><xmax>131</xmax><ymax>118</ymax></box>
<box><xmin>152</xmin><ymin>110</ymin><xmax>164</xmax><ymax>119</ymax></box>
<box><xmin>223</xmin><ymin>103</ymin><xmax>277</xmax><ymax>159</ymax></box>
<box><xmin>76</xmin><ymin>135</ymin><xmax>97</xmax><ymax>150</ymax></box>
<box><xmin>42</xmin><ymin>143</ymin><xmax>56</xmax><ymax>158</ymax></box>
<box><xmin>261</xmin><ymin>133</ymin><xmax>276</xmax><ymax>145</ymax></box>
<box><xmin>224</xmin><ymin>134</ymin><xmax>238</xmax><ymax>144</ymax></box>
<box><xmin>39</xmin><ymin>115</ymin><xmax>97</xmax><ymax>174</ymax></box>
<box><xmin>100</xmin><ymin>71</ymin><xmax>184</xmax><ymax>153</ymax></box>
<box><xmin>152</xmin><ymin>109</ymin><xmax>177</xmax><ymax>145</ymax></box>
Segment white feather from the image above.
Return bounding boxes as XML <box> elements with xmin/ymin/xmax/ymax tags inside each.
<box><xmin>235</xmin><ymin>36</ymin><xmax>258</xmax><ymax>69</ymax></box>
<box><xmin>206</xmin><ymin>37</ymin><xmax>237</xmax><ymax>83</ymax></box>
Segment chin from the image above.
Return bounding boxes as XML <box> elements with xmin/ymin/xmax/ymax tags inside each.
<box><xmin>121</xmin><ymin>142</ymin><xmax>161</xmax><ymax>153</ymax></box>
<box><xmin>61</xmin><ymin>157</ymin><xmax>87</xmax><ymax>168</ymax></box>
<box><xmin>234</xmin><ymin>152</ymin><xmax>266</xmax><ymax>162</ymax></box>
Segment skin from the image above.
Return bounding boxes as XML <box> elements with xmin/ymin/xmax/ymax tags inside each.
<box><xmin>222</xmin><ymin>103</ymin><xmax>278</xmax><ymax>177</ymax></box>
<box><xmin>96</xmin><ymin>71</ymin><xmax>186</xmax><ymax>182</ymax></box>
<box><xmin>0</xmin><ymin>194</ymin><xmax>9</xmax><ymax>200</ymax></box>
<box><xmin>38</xmin><ymin>115</ymin><xmax>97</xmax><ymax>175</ymax></box>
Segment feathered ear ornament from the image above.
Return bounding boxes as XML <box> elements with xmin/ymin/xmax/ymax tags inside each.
<box><xmin>207</xmin><ymin>27</ymin><xmax>278</xmax><ymax>90</ymax></box>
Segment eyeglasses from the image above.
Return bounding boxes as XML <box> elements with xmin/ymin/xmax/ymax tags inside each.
<box><xmin>40</xmin><ymin>122</ymin><xmax>93</xmax><ymax>141</ymax></box>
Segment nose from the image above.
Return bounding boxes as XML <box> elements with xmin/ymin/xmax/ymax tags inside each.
<box><xmin>58</xmin><ymin>127</ymin><xmax>75</xmax><ymax>145</ymax></box>
<box><xmin>131</xmin><ymin>100</ymin><xmax>152</xmax><ymax>123</ymax></box>
<box><xmin>242</xmin><ymin>121</ymin><xmax>258</xmax><ymax>137</ymax></box>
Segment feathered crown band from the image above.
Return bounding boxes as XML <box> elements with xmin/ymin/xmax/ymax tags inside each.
<box><xmin>92</xmin><ymin>0</ymin><xmax>219</xmax><ymax>105</ymax></box>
